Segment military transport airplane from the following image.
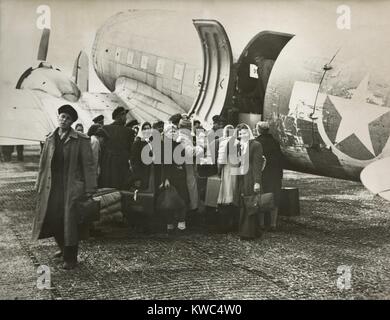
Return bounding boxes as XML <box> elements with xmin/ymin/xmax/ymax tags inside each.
<box><xmin>0</xmin><ymin>8</ymin><xmax>389</xmax><ymax>201</ymax></box>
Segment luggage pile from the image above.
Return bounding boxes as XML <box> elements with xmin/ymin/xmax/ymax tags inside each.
<box><xmin>92</xmin><ymin>188</ymin><xmax>123</xmax><ymax>224</ymax></box>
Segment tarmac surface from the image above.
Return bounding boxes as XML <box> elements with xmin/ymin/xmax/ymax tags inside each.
<box><xmin>1</xmin><ymin>146</ymin><xmax>390</xmax><ymax>300</ymax></box>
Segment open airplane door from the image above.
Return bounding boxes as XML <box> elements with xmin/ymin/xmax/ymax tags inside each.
<box><xmin>190</xmin><ymin>20</ymin><xmax>233</xmax><ymax>125</ymax></box>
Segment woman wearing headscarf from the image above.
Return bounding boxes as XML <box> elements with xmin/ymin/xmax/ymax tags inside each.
<box><xmin>32</xmin><ymin>104</ymin><xmax>96</xmax><ymax>269</ymax></box>
<box><xmin>235</xmin><ymin>123</ymin><xmax>265</xmax><ymax>240</ymax></box>
<box><xmin>87</xmin><ymin>123</ymin><xmax>105</xmax><ymax>178</ymax></box>
<box><xmin>160</xmin><ymin>123</ymin><xmax>190</xmax><ymax>234</ymax></box>
<box><xmin>216</xmin><ymin>124</ymin><xmax>240</xmax><ymax>232</ymax></box>
<box><xmin>177</xmin><ymin>116</ymin><xmax>204</xmax><ymax>228</ymax></box>
<box><xmin>130</xmin><ymin>121</ymin><xmax>154</xmax><ymax>190</ymax></box>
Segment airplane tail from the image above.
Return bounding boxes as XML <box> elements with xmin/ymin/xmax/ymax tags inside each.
<box><xmin>72</xmin><ymin>51</ymin><xmax>89</xmax><ymax>92</ymax></box>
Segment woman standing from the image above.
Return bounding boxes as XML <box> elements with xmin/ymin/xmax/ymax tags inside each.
<box><xmin>217</xmin><ymin>124</ymin><xmax>240</xmax><ymax>232</ymax></box>
<box><xmin>32</xmin><ymin>104</ymin><xmax>96</xmax><ymax>270</ymax></box>
<box><xmin>130</xmin><ymin>122</ymin><xmax>154</xmax><ymax>190</ymax></box>
<box><xmin>256</xmin><ymin>121</ymin><xmax>284</xmax><ymax>231</ymax></box>
<box><xmin>87</xmin><ymin>123</ymin><xmax>104</xmax><ymax>177</ymax></box>
<box><xmin>161</xmin><ymin>123</ymin><xmax>190</xmax><ymax>234</ymax></box>
<box><xmin>235</xmin><ymin>123</ymin><xmax>265</xmax><ymax>240</ymax></box>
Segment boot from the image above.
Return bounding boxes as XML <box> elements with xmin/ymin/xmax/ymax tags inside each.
<box><xmin>63</xmin><ymin>245</ymin><xmax>78</xmax><ymax>270</ymax></box>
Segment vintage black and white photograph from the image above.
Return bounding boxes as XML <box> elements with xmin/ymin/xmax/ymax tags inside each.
<box><xmin>0</xmin><ymin>0</ymin><xmax>389</xmax><ymax>303</ymax></box>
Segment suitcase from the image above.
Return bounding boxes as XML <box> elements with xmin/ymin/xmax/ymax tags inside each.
<box><xmin>121</xmin><ymin>189</ymin><xmax>155</xmax><ymax>215</ymax></box>
<box><xmin>121</xmin><ymin>166</ymin><xmax>158</xmax><ymax>231</ymax></box>
<box><xmin>204</xmin><ymin>175</ymin><xmax>221</xmax><ymax>208</ymax></box>
<box><xmin>279</xmin><ymin>187</ymin><xmax>300</xmax><ymax>216</ymax></box>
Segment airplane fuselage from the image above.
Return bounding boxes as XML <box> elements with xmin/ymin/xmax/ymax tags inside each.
<box><xmin>91</xmin><ymin>10</ymin><xmax>390</xmax><ymax>182</ymax></box>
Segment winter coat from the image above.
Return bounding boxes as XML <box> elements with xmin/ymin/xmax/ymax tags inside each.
<box><xmin>98</xmin><ymin>121</ymin><xmax>133</xmax><ymax>189</ymax></box>
<box><xmin>32</xmin><ymin>128</ymin><xmax>97</xmax><ymax>246</ymax></box>
<box><xmin>131</xmin><ymin>137</ymin><xmax>154</xmax><ymax>190</ymax></box>
<box><xmin>256</xmin><ymin>133</ymin><xmax>284</xmax><ymax>203</ymax></box>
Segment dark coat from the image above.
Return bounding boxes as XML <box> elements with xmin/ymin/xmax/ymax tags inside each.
<box><xmin>32</xmin><ymin>128</ymin><xmax>97</xmax><ymax>246</ymax></box>
<box><xmin>99</xmin><ymin>121</ymin><xmax>133</xmax><ymax>189</ymax></box>
<box><xmin>161</xmin><ymin>136</ymin><xmax>189</xmax><ymax>205</ymax></box>
<box><xmin>238</xmin><ymin>139</ymin><xmax>264</xmax><ymax>196</ymax></box>
<box><xmin>256</xmin><ymin>133</ymin><xmax>283</xmax><ymax>203</ymax></box>
<box><xmin>130</xmin><ymin>137</ymin><xmax>153</xmax><ymax>190</ymax></box>
<box><xmin>238</xmin><ymin>139</ymin><xmax>264</xmax><ymax>239</ymax></box>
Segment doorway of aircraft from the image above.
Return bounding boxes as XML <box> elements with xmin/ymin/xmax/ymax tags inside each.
<box><xmin>231</xmin><ymin>31</ymin><xmax>294</xmax><ymax>122</ymax></box>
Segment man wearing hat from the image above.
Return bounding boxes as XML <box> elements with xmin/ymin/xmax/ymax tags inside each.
<box><xmin>203</xmin><ymin>115</ymin><xmax>226</xmax><ymax>176</ymax></box>
<box><xmin>92</xmin><ymin>115</ymin><xmax>104</xmax><ymax>127</ymax></box>
<box><xmin>256</xmin><ymin>121</ymin><xmax>284</xmax><ymax>231</ymax></box>
<box><xmin>125</xmin><ymin>119</ymin><xmax>140</xmax><ymax>140</ymax></box>
<box><xmin>32</xmin><ymin>104</ymin><xmax>97</xmax><ymax>270</ymax></box>
<box><xmin>99</xmin><ymin>106</ymin><xmax>133</xmax><ymax>189</ymax></box>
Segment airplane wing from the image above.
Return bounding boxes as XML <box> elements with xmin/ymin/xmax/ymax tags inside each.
<box><xmin>0</xmin><ymin>88</ymin><xmax>129</xmax><ymax>145</ymax></box>
<box><xmin>0</xmin><ymin>89</ymin><xmax>55</xmax><ymax>145</ymax></box>
<box><xmin>360</xmin><ymin>157</ymin><xmax>390</xmax><ymax>201</ymax></box>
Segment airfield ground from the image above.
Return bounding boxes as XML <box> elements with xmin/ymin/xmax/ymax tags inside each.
<box><xmin>1</xmin><ymin>146</ymin><xmax>389</xmax><ymax>300</ymax></box>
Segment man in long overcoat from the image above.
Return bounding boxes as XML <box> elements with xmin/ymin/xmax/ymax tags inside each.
<box><xmin>32</xmin><ymin>104</ymin><xmax>97</xmax><ymax>269</ymax></box>
<box><xmin>98</xmin><ymin>106</ymin><xmax>133</xmax><ymax>189</ymax></box>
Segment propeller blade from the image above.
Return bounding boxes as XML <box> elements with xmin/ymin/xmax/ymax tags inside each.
<box><xmin>37</xmin><ymin>28</ymin><xmax>50</xmax><ymax>61</ymax></box>
<box><xmin>72</xmin><ymin>51</ymin><xmax>89</xmax><ymax>92</ymax></box>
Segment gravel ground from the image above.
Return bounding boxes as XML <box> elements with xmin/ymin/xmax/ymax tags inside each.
<box><xmin>0</xmin><ymin>145</ymin><xmax>389</xmax><ymax>300</ymax></box>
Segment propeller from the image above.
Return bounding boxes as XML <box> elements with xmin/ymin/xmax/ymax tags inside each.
<box><xmin>72</xmin><ymin>51</ymin><xmax>89</xmax><ymax>92</ymax></box>
<box><xmin>37</xmin><ymin>28</ymin><xmax>50</xmax><ymax>61</ymax></box>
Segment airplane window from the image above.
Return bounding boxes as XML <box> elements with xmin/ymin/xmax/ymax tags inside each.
<box><xmin>174</xmin><ymin>63</ymin><xmax>184</xmax><ymax>80</ymax></box>
<box><xmin>249</xmin><ymin>64</ymin><xmax>259</xmax><ymax>79</ymax></box>
<box><xmin>156</xmin><ymin>58</ymin><xmax>165</xmax><ymax>74</ymax></box>
<box><xmin>127</xmin><ymin>51</ymin><xmax>134</xmax><ymax>65</ymax></box>
<box><xmin>141</xmin><ymin>55</ymin><xmax>148</xmax><ymax>69</ymax></box>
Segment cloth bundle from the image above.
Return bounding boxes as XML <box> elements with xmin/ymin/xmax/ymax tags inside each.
<box><xmin>92</xmin><ymin>188</ymin><xmax>123</xmax><ymax>223</ymax></box>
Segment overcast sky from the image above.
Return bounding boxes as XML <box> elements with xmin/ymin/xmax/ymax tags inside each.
<box><xmin>1</xmin><ymin>0</ymin><xmax>389</xmax><ymax>94</ymax></box>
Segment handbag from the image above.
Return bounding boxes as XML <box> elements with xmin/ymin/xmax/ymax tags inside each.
<box><xmin>121</xmin><ymin>166</ymin><xmax>156</xmax><ymax>215</ymax></box>
<box><xmin>241</xmin><ymin>194</ymin><xmax>260</xmax><ymax>216</ymax></box>
<box><xmin>239</xmin><ymin>194</ymin><xmax>261</xmax><ymax>239</ymax></box>
<box><xmin>259</xmin><ymin>192</ymin><xmax>275</xmax><ymax>211</ymax></box>
<box><xmin>156</xmin><ymin>185</ymin><xmax>185</xmax><ymax>212</ymax></box>
<box><xmin>76</xmin><ymin>196</ymin><xmax>101</xmax><ymax>224</ymax></box>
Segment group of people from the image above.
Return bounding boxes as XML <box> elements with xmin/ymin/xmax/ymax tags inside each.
<box><xmin>32</xmin><ymin>103</ymin><xmax>283</xmax><ymax>270</ymax></box>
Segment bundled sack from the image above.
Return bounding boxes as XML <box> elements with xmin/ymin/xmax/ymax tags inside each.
<box><xmin>156</xmin><ymin>185</ymin><xmax>186</xmax><ymax>212</ymax></box>
<box><xmin>76</xmin><ymin>196</ymin><xmax>101</xmax><ymax>224</ymax></box>
<box><xmin>92</xmin><ymin>188</ymin><xmax>123</xmax><ymax>222</ymax></box>
<box><xmin>93</xmin><ymin>188</ymin><xmax>122</xmax><ymax>209</ymax></box>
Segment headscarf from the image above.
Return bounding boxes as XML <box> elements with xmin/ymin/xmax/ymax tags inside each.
<box><xmin>222</xmin><ymin>124</ymin><xmax>235</xmax><ymax>139</ymax></box>
<box><xmin>234</xmin><ymin>123</ymin><xmax>255</xmax><ymax>141</ymax></box>
<box><xmin>137</xmin><ymin>121</ymin><xmax>152</xmax><ymax>141</ymax></box>
<box><xmin>163</xmin><ymin>123</ymin><xmax>176</xmax><ymax>140</ymax></box>
<box><xmin>234</xmin><ymin>123</ymin><xmax>255</xmax><ymax>174</ymax></box>
<box><xmin>218</xmin><ymin>125</ymin><xmax>235</xmax><ymax>165</ymax></box>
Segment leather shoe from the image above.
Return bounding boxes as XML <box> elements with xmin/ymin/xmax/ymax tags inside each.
<box><xmin>62</xmin><ymin>261</ymin><xmax>77</xmax><ymax>270</ymax></box>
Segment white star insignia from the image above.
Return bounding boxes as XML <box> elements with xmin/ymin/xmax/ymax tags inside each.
<box><xmin>328</xmin><ymin>75</ymin><xmax>390</xmax><ymax>156</ymax></box>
